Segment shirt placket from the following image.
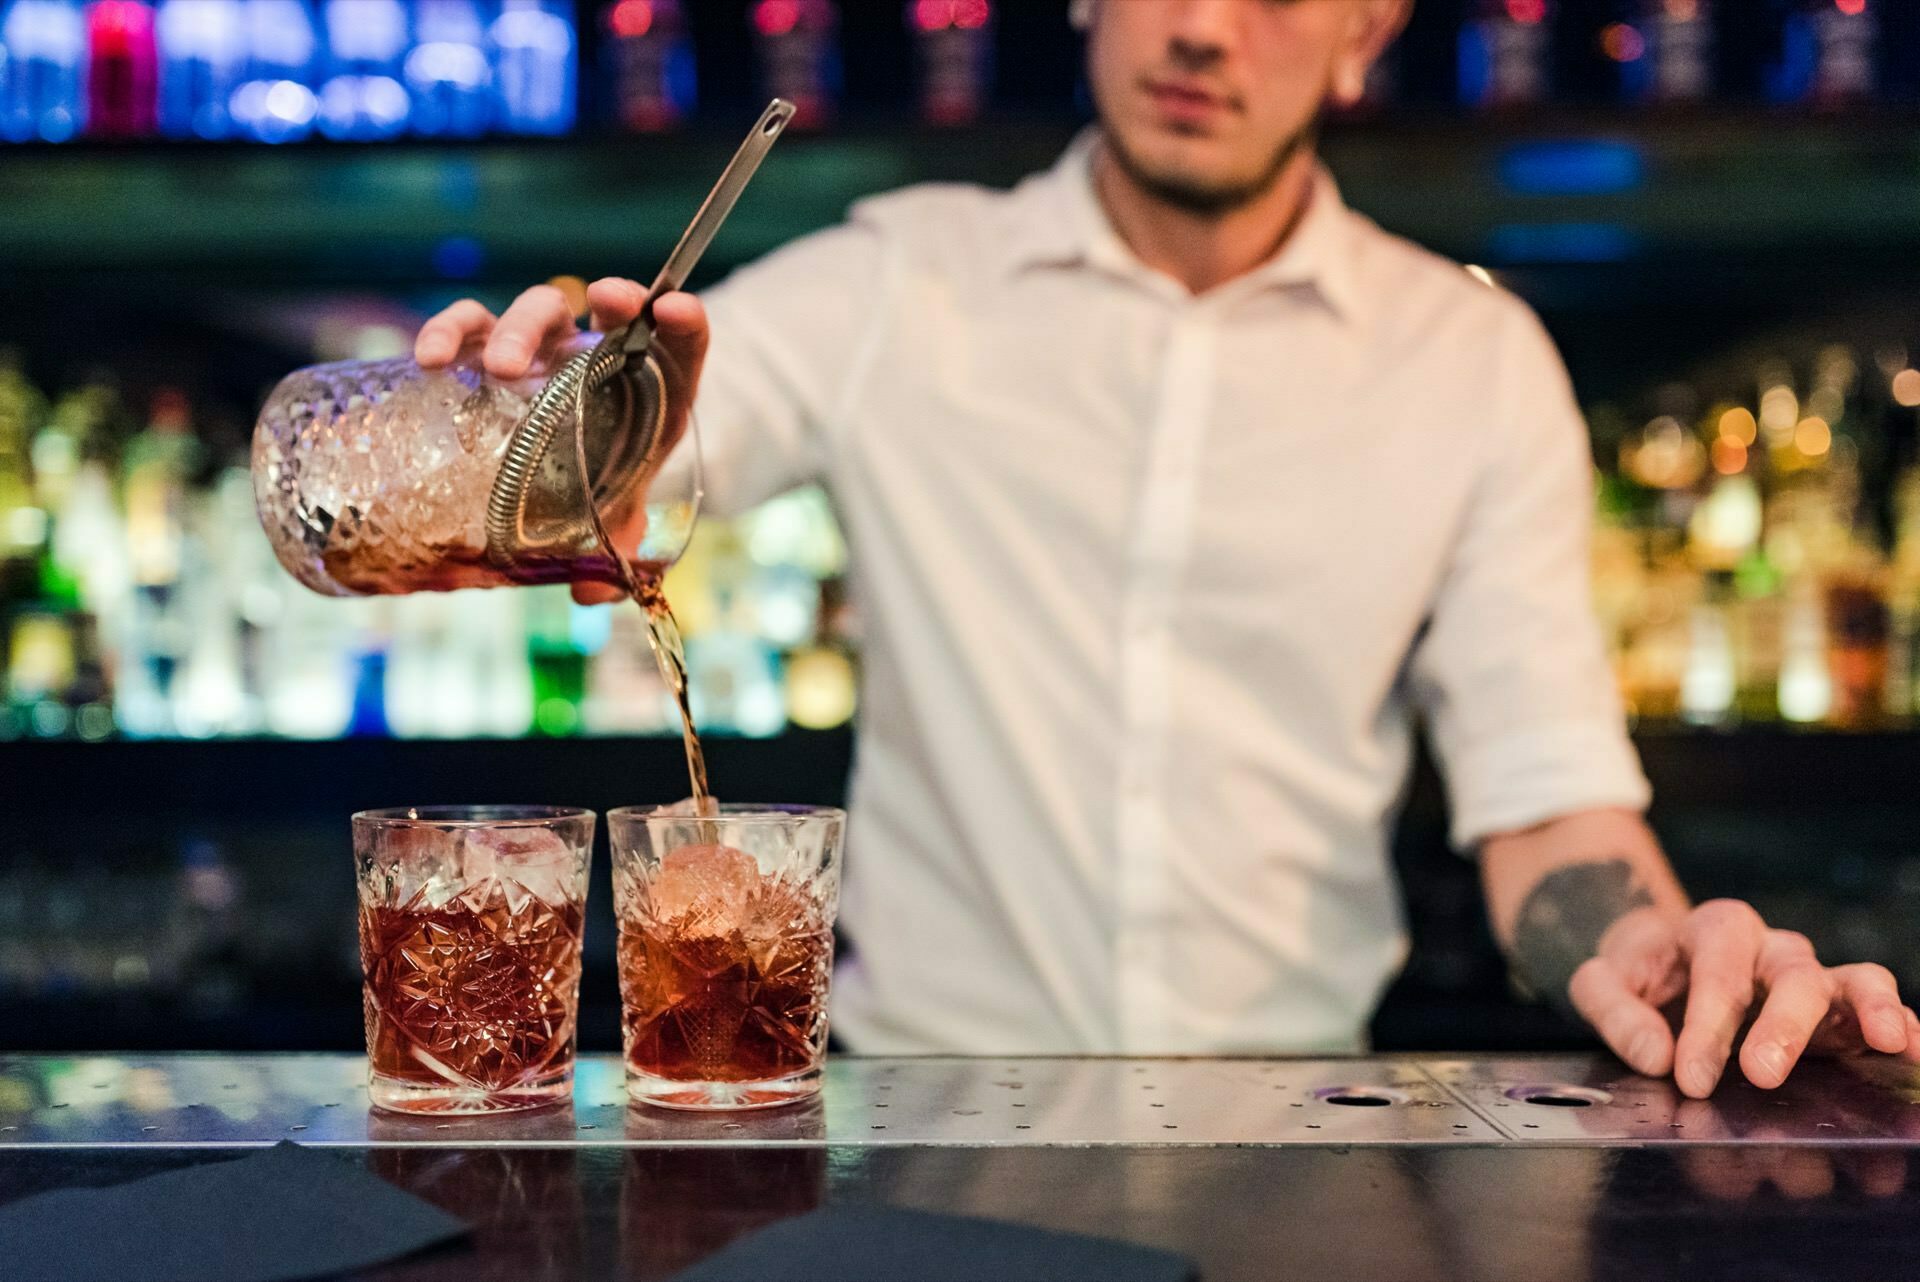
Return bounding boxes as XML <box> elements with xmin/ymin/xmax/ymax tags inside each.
<box><xmin>1115</xmin><ymin>307</ymin><xmax>1216</xmax><ymax>1053</ymax></box>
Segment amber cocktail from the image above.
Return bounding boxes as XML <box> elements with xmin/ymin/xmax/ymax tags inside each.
<box><xmin>609</xmin><ymin>805</ymin><xmax>844</xmax><ymax>1110</ymax></box>
<box><xmin>354</xmin><ymin>806</ymin><xmax>593</xmax><ymax>1114</ymax></box>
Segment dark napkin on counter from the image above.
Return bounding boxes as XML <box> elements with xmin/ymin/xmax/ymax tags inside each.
<box><xmin>0</xmin><ymin>1140</ymin><xmax>470</xmax><ymax>1282</ymax></box>
<box><xmin>668</xmin><ymin>1203</ymin><xmax>1199</xmax><ymax>1282</ymax></box>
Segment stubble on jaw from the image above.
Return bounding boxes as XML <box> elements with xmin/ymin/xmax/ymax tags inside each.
<box><xmin>1101</xmin><ymin>74</ymin><xmax>1329</xmax><ymax>218</ymax></box>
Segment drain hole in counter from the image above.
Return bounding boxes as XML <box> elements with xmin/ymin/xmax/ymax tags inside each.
<box><xmin>1313</xmin><ymin>1085</ymin><xmax>1407</xmax><ymax>1108</ymax></box>
<box><xmin>1505</xmin><ymin>1084</ymin><xmax>1612</xmax><ymax>1108</ymax></box>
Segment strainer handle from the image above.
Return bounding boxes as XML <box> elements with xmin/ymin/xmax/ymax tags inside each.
<box><xmin>622</xmin><ymin>98</ymin><xmax>799</xmax><ymax>356</ymax></box>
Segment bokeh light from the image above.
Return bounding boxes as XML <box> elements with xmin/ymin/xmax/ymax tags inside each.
<box><xmin>1711</xmin><ymin>436</ymin><xmax>1746</xmax><ymax>475</ymax></box>
<box><xmin>1600</xmin><ymin>24</ymin><xmax>1646</xmax><ymax>63</ymax></box>
<box><xmin>1793</xmin><ymin>416</ymin><xmax>1832</xmax><ymax>457</ymax></box>
<box><xmin>1892</xmin><ymin>369</ymin><xmax>1920</xmax><ymax>407</ymax></box>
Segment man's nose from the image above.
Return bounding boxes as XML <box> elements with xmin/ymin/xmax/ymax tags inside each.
<box><xmin>1166</xmin><ymin>0</ymin><xmax>1235</xmax><ymax>68</ymax></box>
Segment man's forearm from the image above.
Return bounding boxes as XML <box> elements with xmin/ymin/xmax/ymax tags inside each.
<box><xmin>1480</xmin><ymin>809</ymin><xmax>1690</xmax><ymax>1010</ymax></box>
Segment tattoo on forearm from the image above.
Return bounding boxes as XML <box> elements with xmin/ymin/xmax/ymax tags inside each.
<box><xmin>1509</xmin><ymin>859</ymin><xmax>1653</xmax><ymax>1013</ymax></box>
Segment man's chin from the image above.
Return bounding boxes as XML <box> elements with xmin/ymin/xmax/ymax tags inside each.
<box><xmin>1111</xmin><ymin>137</ymin><xmax>1267</xmax><ymax>214</ymax></box>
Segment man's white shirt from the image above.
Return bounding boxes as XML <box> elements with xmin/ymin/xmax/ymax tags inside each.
<box><xmin>683</xmin><ymin>134</ymin><xmax>1650</xmax><ymax>1055</ymax></box>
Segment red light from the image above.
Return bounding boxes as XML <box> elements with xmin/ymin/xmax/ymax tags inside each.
<box><xmin>610</xmin><ymin>0</ymin><xmax>654</xmax><ymax>38</ymax></box>
<box><xmin>911</xmin><ymin>0</ymin><xmax>987</xmax><ymax>32</ymax></box>
<box><xmin>1835</xmin><ymin>0</ymin><xmax>1867</xmax><ymax>14</ymax></box>
<box><xmin>754</xmin><ymin>0</ymin><xmax>801</xmax><ymax>37</ymax></box>
<box><xmin>1504</xmin><ymin>0</ymin><xmax>1547</xmax><ymax>24</ymax></box>
<box><xmin>88</xmin><ymin>0</ymin><xmax>155</xmax><ymax>53</ymax></box>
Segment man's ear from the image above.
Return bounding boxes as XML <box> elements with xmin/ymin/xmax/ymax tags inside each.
<box><xmin>1332</xmin><ymin>0</ymin><xmax>1413</xmax><ymax>107</ymax></box>
<box><xmin>1069</xmin><ymin>0</ymin><xmax>1093</xmax><ymax>34</ymax></box>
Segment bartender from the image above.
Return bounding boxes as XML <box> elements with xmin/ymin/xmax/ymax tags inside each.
<box><xmin>417</xmin><ymin>0</ymin><xmax>1917</xmax><ymax>1097</ymax></box>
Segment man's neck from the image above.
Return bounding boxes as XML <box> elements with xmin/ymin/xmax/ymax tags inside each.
<box><xmin>1091</xmin><ymin>138</ymin><xmax>1320</xmax><ymax>297</ymax></box>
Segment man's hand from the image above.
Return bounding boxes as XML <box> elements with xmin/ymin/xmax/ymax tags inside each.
<box><xmin>1567</xmin><ymin>900</ymin><xmax>1919</xmax><ymax>1098</ymax></box>
<box><xmin>414</xmin><ymin>279</ymin><xmax>711</xmax><ymax>604</ymax></box>
<box><xmin>1482</xmin><ymin>809</ymin><xmax>1920</xmax><ymax>1099</ymax></box>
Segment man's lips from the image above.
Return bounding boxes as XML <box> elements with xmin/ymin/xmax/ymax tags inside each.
<box><xmin>1143</xmin><ymin>80</ymin><xmax>1237</xmax><ymax>126</ymax></box>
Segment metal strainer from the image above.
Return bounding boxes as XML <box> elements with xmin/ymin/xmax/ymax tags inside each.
<box><xmin>484</xmin><ymin>99</ymin><xmax>798</xmax><ymax>592</ymax></box>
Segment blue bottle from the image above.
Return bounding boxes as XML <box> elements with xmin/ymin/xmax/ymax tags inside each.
<box><xmin>317</xmin><ymin>0</ymin><xmax>408</xmax><ymax>140</ymax></box>
<box><xmin>492</xmin><ymin>0</ymin><xmax>575</xmax><ymax>135</ymax></box>
<box><xmin>1459</xmin><ymin>0</ymin><xmax>1553</xmax><ymax>109</ymax></box>
<box><xmin>1615</xmin><ymin>0</ymin><xmax>1714</xmax><ymax>105</ymax></box>
<box><xmin>604</xmin><ymin>0</ymin><xmax>697</xmax><ymax>133</ymax></box>
<box><xmin>407</xmin><ymin>0</ymin><xmax>491</xmax><ymax>138</ymax></box>
<box><xmin>0</xmin><ymin>0</ymin><xmax>87</xmax><ymax>141</ymax></box>
<box><xmin>156</xmin><ymin>0</ymin><xmax>244</xmax><ymax>138</ymax></box>
<box><xmin>229</xmin><ymin>0</ymin><xmax>317</xmax><ymax>142</ymax></box>
<box><xmin>1769</xmin><ymin>0</ymin><xmax>1877</xmax><ymax>108</ymax></box>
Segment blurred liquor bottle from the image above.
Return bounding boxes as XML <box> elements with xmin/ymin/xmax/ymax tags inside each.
<box><xmin>751</xmin><ymin>0</ymin><xmax>839</xmax><ymax>130</ymax></box>
<box><xmin>156</xmin><ymin>0</ymin><xmax>244</xmax><ymax>138</ymax></box>
<box><xmin>1825</xmin><ymin>569</ymin><xmax>1890</xmax><ymax>726</ymax></box>
<box><xmin>85</xmin><ymin>0</ymin><xmax>157</xmax><ymax>136</ymax></box>
<box><xmin>785</xmin><ymin>574</ymin><xmax>856</xmax><ymax>731</ymax></box>
<box><xmin>316</xmin><ymin>0</ymin><xmax>408</xmax><ymax>139</ymax></box>
<box><xmin>584</xmin><ymin>598</ymin><xmax>673</xmax><ymax>735</ymax></box>
<box><xmin>0</xmin><ymin>0</ymin><xmax>87</xmax><ymax>140</ymax></box>
<box><xmin>174</xmin><ymin>464</ymin><xmax>261</xmax><ymax>737</ymax></box>
<box><xmin>492</xmin><ymin>0</ymin><xmax>576</xmax><ymax>135</ymax></box>
<box><xmin>908</xmin><ymin>0</ymin><xmax>992</xmax><ymax>127</ymax></box>
<box><xmin>1611</xmin><ymin>0</ymin><xmax>1713</xmax><ymax>105</ymax></box>
<box><xmin>686</xmin><ymin>594</ymin><xmax>785</xmax><ymax>736</ymax></box>
<box><xmin>1459</xmin><ymin>0</ymin><xmax>1553</xmax><ymax>109</ymax></box>
<box><xmin>1770</xmin><ymin>0</ymin><xmax>1879</xmax><ymax>108</ymax></box>
<box><xmin>1887</xmin><ymin>465</ymin><xmax>1920</xmax><ymax>717</ymax></box>
<box><xmin>1679</xmin><ymin>569</ymin><xmax>1736</xmax><ymax>725</ymax></box>
<box><xmin>229</xmin><ymin>0</ymin><xmax>319</xmax><ymax>143</ymax></box>
<box><xmin>0</xmin><ymin>351</ymin><xmax>48</xmax><ymax>586</ymax></box>
<box><xmin>407</xmin><ymin>0</ymin><xmax>493</xmax><ymax>139</ymax></box>
<box><xmin>117</xmin><ymin>387</ymin><xmax>200</xmax><ymax>737</ymax></box>
<box><xmin>526</xmin><ymin>584</ymin><xmax>598</xmax><ymax>738</ymax></box>
<box><xmin>603</xmin><ymin>0</ymin><xmax>696</xmax><ymax>133</ymax></box>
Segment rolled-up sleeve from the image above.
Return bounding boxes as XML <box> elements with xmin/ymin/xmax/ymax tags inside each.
<box><xmin>1408</xmin><ymin>302</ymin><xmax>1651</xmax><ymax>850</ymax></box>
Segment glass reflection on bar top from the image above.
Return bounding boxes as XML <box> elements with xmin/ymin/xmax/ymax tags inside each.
<box><xmin>3</xmin><ymin>338</ymin><xmax>1920</xmax><ymax>742</ymax></box>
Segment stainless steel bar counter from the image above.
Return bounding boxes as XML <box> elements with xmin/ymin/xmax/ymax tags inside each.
<box><xmin>4</xmin><ymin>1053</ymin><xmax>1918</xmax><ymax>1279</ymax></box>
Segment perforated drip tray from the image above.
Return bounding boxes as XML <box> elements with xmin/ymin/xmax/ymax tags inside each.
<box><xmin>0</xmin><ymin>1054</ymin><xmax>1915</xmax><ymax>1149</ymax></box>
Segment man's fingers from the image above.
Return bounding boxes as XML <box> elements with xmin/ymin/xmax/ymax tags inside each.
<box><xmin>1738</xmin><ymin>933</ymin><xmax>1832</xmax><ymax>1089</ymax></box>
<box><xmin>1831</xmin><ymin>964</ymin><xmax>1910</xmax><ymax>1055</ymax></box>
<box><xmin>1569</xmin><ymin>955</ymin><xmax>1674</xmax><ymax>1078</ymax></box>
<box><xmin>586</xmin><ymin>277</ymin><xmax>648</xmax><ymax>333</ymax></box>
<box><xmin>1673</xmin><ymin>900</ymin><xmax>1767</xmax><ymax>1098</ymax></box>
<box><xmin>483</xmin><ymin>284</ymin><xmax>578</xmax><ymax>380</ymax></box>
<box><xmin>571</xmin><ymin>583</ymin><xmax>626</xmax><ymax>606</ymax></box>
<box><xmin>1763</xmin><ymin>1146</ymin><xmax>1837</xmax><ymax>1201</ymax></box>
<box><xmin>1838</xmin><ymin>1150</ymin><xmax>1910</xmax><ymax>1199</ymax></box>
<box><xmin>1680</xmin><ymin>1149</ymin><xmax>1763</xmax><ymax>1202</ymax></box>
<box><xmin>415</xmin><ymin>299</ymin><xmax>496</xmax><ymax>368</ymax></box>
<box><xmin>651</xmin><ymin>291</ymin><xmax>711</xmax><ymax>393</ymax></box>
<box><xmin>645</xmin><ymin>291</ymin><xmax>710</xmax><ymax>464</ymax></box>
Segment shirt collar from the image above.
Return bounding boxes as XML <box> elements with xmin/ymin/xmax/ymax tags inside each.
<box><xmin>1005</xmin><ymin>129</ymin><xmax>1363</xmax><ymax>324</ymax></box>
